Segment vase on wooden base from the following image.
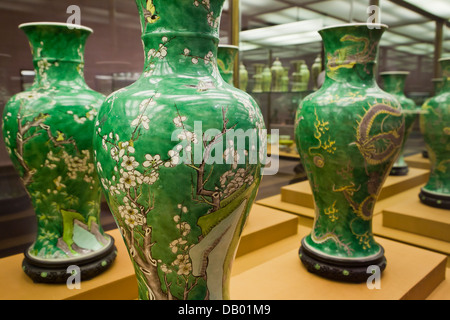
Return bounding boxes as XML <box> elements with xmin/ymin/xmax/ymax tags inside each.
<box><xmin>419</xmin><ymin>58</ymin><xmax>450</xmax><ymax>209</ymax></box>
<box><xmin>380</xmin><ymin>71</ymin><xmax>417</xmax><ymax>176</ymax></box>
<box><xmin>93</xmin><ymin>0</ymin><xmax>265</xmax><ymax>300</ymax></box>
<box><xmin>1</xmin><ymin>22</ymin><xmax>116</xmax><ymax>283</ymax></box>
<box><xmin>295</xmin><ymin>23</ymin><xmax>404</xmax><ymax>283</ymax></box>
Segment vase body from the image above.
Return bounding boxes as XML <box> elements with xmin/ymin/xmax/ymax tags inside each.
<box><xmin>252</xmin><ymin>63</ymin><xmax>264</xmax><ymax>93</ymax></box>
<box><xmin>311</xmin><ymin>55</ymin><xmax>322</xmax><ymax>90</ymax></box>
<box><xmin>380</xmin><ymin>71</ymin><xmax>417</xmax><ymax>176</ymax></box>
<box><xmin>262</xmin><ymin>66</ymin><xmax>272</xmax><ymax>92</ymax></box>
<box><xmin>1</xmin><ymin>23</ymin><xmax>116</xmax><ymax>283</ymax></box>
<box><xmin>217</xmin><ymin>45</ymin><xmax>238</xmax><ymax>86</ymax></box>
<box><xmin>271</xmin><ymin>58</ymin><xmax>284</xmax><ymax>92</ymax></box>
<box><xmin>294</xmin><ymin>24</ymin><xmax>404</xmax><ymax>282</ymax></box>
<box><xmin>239</xmin><ymin>62</ymin><xmax>248</xmax><ymax>92</ymax></box>
<box><xmin>419</xmin><ymin>58</ymin><xmax>450</xmax><ymax>209</ymax></box>
<box><xmin>93</xmin><ymin>0</ymin><xmax>264</xmax><ymax>300</ymax></box>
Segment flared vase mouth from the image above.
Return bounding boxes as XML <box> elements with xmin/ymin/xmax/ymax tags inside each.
<box><xmin>319</xmin><ymin>22</ymin><xmax>388</xmax><ymax>32</ymax></box>
<box><xmin>19</xmin><ymin>22</ymin><xmax>93</xmax><ymax>34</ymax></box>
<box><xmin>379</xmin><ymin>71</ymin><xmax>410</xmax><ymax>76</ymax></box>
<box><xmin>432</xmin><ymin>78</ymin><xmax>443</xmax><ymax>81</ymax></box>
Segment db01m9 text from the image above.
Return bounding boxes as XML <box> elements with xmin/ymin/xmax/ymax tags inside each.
<box><xmin>223</xmin><ymin>305</ymin><xmax>271</xmax><ymax>315</ymax></box>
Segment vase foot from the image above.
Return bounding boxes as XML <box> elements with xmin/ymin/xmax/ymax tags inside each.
<box><xmin>419</xmin><ymin>189</ymin><xmax>450</xmax><ymax>209</ymax></box>
<box><xmin>22</xmin><ymin>237</ymin><xmax>117</xmax><ymax>284</ymax></box>
<box><xmin>389</xmin><ymin>166</ymin><xmax>409</xmax><ymax>176</ymax></box>
<box><xmin>298</xmin><ymin>239</ymin><xmax>386</xmax><ymax>283</ymax></box>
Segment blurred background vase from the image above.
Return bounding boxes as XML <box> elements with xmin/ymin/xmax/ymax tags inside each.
<box><xmin>262</xmin><ymin>65</ymin><xmax>272</xmax><ymax>92</ymax></box>
<box><xmin>1</xmin><ymin>22</ymin><xmax>116</xmax><ymax>283</ymax></box>
<box><xmin>295</xmin><ymin>23</ymin><xmax>404</xmax><ymax>283</ymax></box>
<box><xmin>93</xmin><ymin>0</ymin><xmax>264</xmax><ymax>300</ymax></box>
<box><xmin>380</xmin><ymin>71</ymin><xmax>417</xmax><ymax>176</ymax></box>
<box><xmin>252</xmin><ymin>63</ymin><xmax>264</xmax><ymax>93</ymax></box>
<box><xmin>271</xmin><ymin>57</ymin><xmax>284</xmax><ymax>92</ymax></box>
<box><xmin>217</xmin><ymin>45</ymin><xmax>238</xmax><ymax>86</ymax></box>
<box><xmin>291</xmin><ymin>60</ymin><xmax>304</xmax><ymax>92</ymax></box>
<box><xmin>239</xmin><ymin>62</ymin><xmax>248</xmax><ymax>92</ymax></box>
<box><xmin>419</xmin><ymin>57</ymin><xmax>450</xmax><ymax>209</ymax></box>
<box><xmin>311</xmin><ymin>55</ymin><xmax>323</xmax><ymax>90</ymax></box>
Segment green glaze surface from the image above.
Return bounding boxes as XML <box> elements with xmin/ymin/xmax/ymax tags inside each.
<box><xmin>420</xmin><ymin>58</ymin><xmax>450</xmax><ymax>198</ymax></box>
<box><xmin>295</xmin><ymin>24</ymin><xmax>404</xmax><ymax>261</ymax></box>
<box><xmin>1</xmin><ymin>23</ymin><xmax>110</xmax><ymax>260</ymax></box>
<box><xmin>217</xmin><ymin>45</ymin><xmax>238</xmax><ymax>85</ymax></box>
<box><xmin>94</xmin><ymin>0</ymin><xmax>264</xmax><ymax>300</ymax></box>
<box><xmin>380</xmin><ymin>71</ymin><xmax>417</xmax><ymax>170</ymax></box>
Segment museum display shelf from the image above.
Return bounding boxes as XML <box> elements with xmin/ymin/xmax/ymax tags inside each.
<box><xmin>404</xmin><ymin>152</ymin><xmax>431</xmax><ymax>170</ymax></box>
<box><xmin>383</xmin><ymin>197</ymin><xmax>450</xmax><ymax>242</ymax></box>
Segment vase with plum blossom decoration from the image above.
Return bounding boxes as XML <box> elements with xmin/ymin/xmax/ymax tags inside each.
<box><xmin>294</xmin><ymin>24</ymin><xmax>405</xmax><ymax>283</ymax></box>
<box><xmin>93</xmin><ymin>0</ymin><xmax>265</xmax><ymax>300</ymax></box>
<box><xmin>1</xmin><ymin>22</ymin><xmax>117</xmax><ymax>283</ymax></box>
<box><xmin>380</xmin><ymin>71</ymin><xmax>417</xmax><ymax>176</ymax></box>
<box><xmin>419</xmin><ymin>57</ymin><xmax>450</xmax><ymax>209</ymax></box>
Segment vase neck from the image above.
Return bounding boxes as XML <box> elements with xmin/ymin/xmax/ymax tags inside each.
<box><xmin>142</xmin><ymin>33</ymin><xmax>220</xmax><ymax>78</ymax></box>
<box><xmin>320</xmin><ymin>24</ymin><xmax>386</xmax><ymax>87</ymax></box>
<box><xmin>20</xmin><ymin>23</ymin><xmax>91</xmax><ymax>89</ymax></box>
<box><xmin>32</xmin><ymin>60</ymin><xmax>87</xmax><ymax>88</ymax></box>
<box><xmin>440</xmin><ymin>59</ymin><xmax>450</xmax><ymax>93</ymax></box>
<box><xmin>381</xmin><ymin>73</ymin><xmax>407</xmax><ymax>95</ymax></box>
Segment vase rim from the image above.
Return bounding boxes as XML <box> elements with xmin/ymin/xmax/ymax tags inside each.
<box><xmin>438</xmin><ymin>57</ymin><xmax>450</xmax><ymax>62</ymax></box>
<box><xmin>319</xmin><ymin>22</ymin><xmax>388</xmax><ymax>32</ymax></box>
<box><xmin>218</xmin><ymin>44</ymin><xmax>239</xmax><ymax>49</ymax></box>
<box><xmin>19</xmin><ymin>22</ymin><xmax>93</xmax><ymax>33</ymax></box>
<box><xmin>432</xmin><ymin>78</ymin><xmax>443</xmax><ymax>81</ymax></box>
<box><xmin>379</xmin><ymin>71</ymin><xmax>410</xmax><ymax>75</ymax></box>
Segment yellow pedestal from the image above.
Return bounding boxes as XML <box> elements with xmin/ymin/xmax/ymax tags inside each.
<box><xmin>404</xmin><ymin>153</ymin><xmax>431</xmax><ymax>170</ymax></box>
<box><xmin>231</xmin><ymin>234</ymin><xmax>447</xmax><ymax>300</ymax></box>
<box><xmin>280</xmin><ymin>167</ymin><xmax>429</xmax><ymax>209</ymax></box>
<box><xmin>383</xmin><ymin>197</ymin><xmax>450</xmax><ymax>242</ymax></box>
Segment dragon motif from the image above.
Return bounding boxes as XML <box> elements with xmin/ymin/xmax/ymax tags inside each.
<box><xmin>354</xmin><ymin>103</ymin><xmax>404</xmax><ymax>166</ymax></box>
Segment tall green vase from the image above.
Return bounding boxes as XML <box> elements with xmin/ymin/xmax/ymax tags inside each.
<box><xmin>419</xmin><ymin>58</ymin><xmax>450</xmax><ymax>209</ymax></box>
<box><xmin>380</xmin><ymin>71</ymin><xmax>417</xmax><ymax>176</ymax></box>
<box><xmin>1</xmin><ymin>22</ymin><xmax>116</xmax><ymax>283</ymax></box>
<box><xmin>93</xmin><ymin>0</ymin><xmax>265</xmax><ymax>300</ymax></box>
<box><xmin>295</xmin><ymin>23</ymin><xmax>405</xmax><ymax>283</ymax></box>
<box><xmin>217</xmin><ymin>45</ymin><xmax>238</xmax><ymax>86</ymax></box>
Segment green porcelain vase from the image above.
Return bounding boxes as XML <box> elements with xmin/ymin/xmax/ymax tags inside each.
<box><xmin>239</xmin><ymin>62</ymin><xmax>248</xmax><ymax>92</ymax></box>
<box><xmin>93</xmin><ymin>0</ymin><xmax>264</xmax><ymax>300</ymax></box>
<box><xmin>271</xmin><ymin>58</ymin><xmax>284</xmax><ymax>92</ymax></box>
<box><xmin>422</xmin><ymin>78</ymin><xmax>444</xmax><ymax>159</ymax></box>
<box><xmin>217</xmin><ymin>45</ymin><xmax>238</xmax><ymax>86</ymax></box>
<box><xmin>311</xmin><ymin>55</ymin><xmax>322</xmax><ymax>91</ymax></box>
<box><xmin>1</xmin><ymin>22</ymin><xmax>117</xmax><ymax>283</ymax></box>
<box><xmin>294</xmin><ymin>23</ymin><xmax>405</xmax><ymax>283</ymax></box>
<box><xmin>262</xmin><ymin>66</ymin><xmax>272</xmax><ymax>92</ymax></box>
<box><xmin>380</xmin><ymin>71</ymin><xmax>417</xmax><ymax>176</ymax></box>
<box><xmin>252</xmin><ymin>63</ymin><xmax>264</xmax><ymax>93</ymax></box>
<box><xmin>419</xmin><ymin>58</ymin><xmax>450</xmax><ymax>209</ymax></box>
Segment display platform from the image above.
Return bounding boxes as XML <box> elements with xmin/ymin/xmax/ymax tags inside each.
<box><xmin>230</xmin><ymin>232</ymin><xmax>447</xmax><ymax>300</ymax></box>
<box><xmin>280</xmin><ymin>167</ymin><xmax>429</xmax><ymax>209</ymax></box>
<box><xmin>383</xmin><ymin>197</ymin><xmax>450</xmax><ymax>242</ymax></box>
<box><xmin>404</xmin><ymin>153</ymin><xmax>431</xmax><ymax>170</ymax></box>
<box><xmin>0</xmin><ymin>205</ymin><xmax>297</xmax><ymax>300</ymax></box>
<box><xmin>267</xmin><ymin>143</ymin><xmax>300</xmax><ymax>159</ymax></box>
